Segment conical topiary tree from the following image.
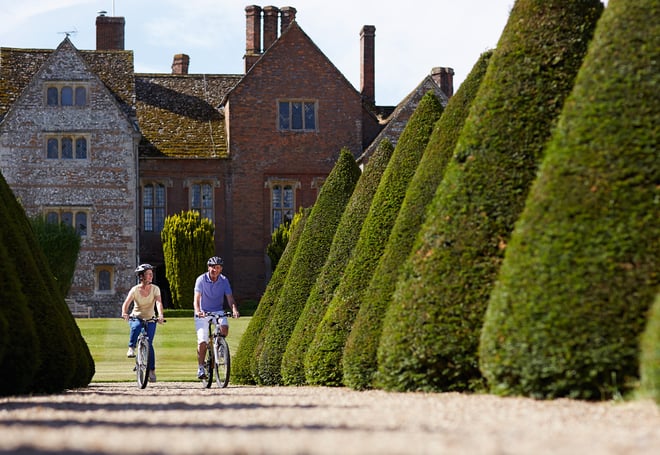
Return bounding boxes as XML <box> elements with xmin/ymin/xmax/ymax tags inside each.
<box><xmin>343</xmin><ymin>51</ymin><xmax>492</xmax><ymax>390</ymax></box>
<box><xmin>641</xmin><ymin>293</ymin><xmax>660</xmax><ymax>405</ymax></box>
<box><xmin>232</xmin><ymin>208</ymin><xmax>307</xmax><ymax>384</ymax></box>
<box><xmin>304</xmin><ymin>92</ymin><xmax>444</xmax><ymax>386</ymax></box>
<box><xmin>281</xmin><ymin>139</ymin><xmax>395</xmax><ymax>385</ymax></box>
<box><xmin>479</xmin><ymin>0</ymin><xmax>658</xmax><ymax>400</ymax></box>
<box><xmin>376</xmin><ymin>0</ymin><xmax>603</xmax><ymax>392</ymax></box>
<box><xmin>256</xmin><ymin>149</ymin><xmax>361</xmax><ymax>385</ymax></box>
<box><xmin>161</xmin><ymin>210</ymin><xmax>215</xmax><ymax>309</ymax></box>
<box><xmin>0</xmin><ymin>172</ymin><xmax>94</xmax><ymax>394</ymax></box>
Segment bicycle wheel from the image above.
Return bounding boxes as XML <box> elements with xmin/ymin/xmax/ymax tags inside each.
<box><xmin>214</xmin><ymin>336</ymin><xmax>230</xmax><ymax>388</ymax></box>
<box><xmin>202</xmin><ymin>341</ymin><xmax>214</xmax><ymax>388</ymax></box>
<box><xmin>136</xmin><ymin>336</ymin><xmax>149</xmax><ymax>389</ymax></box>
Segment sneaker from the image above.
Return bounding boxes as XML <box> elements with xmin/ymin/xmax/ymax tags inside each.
<box><xmin>197</xmin><ymin>366</ymin><xmax>206</xmax><ymax>379</ymax></box>
<box><xmin>149</xmin><ymin>370</ymin><xmax>157</xmax><ymax>382</ymax></box>
<box><xmin>126</xmin><ymin>347</ymin><xmax>135</xmax><ymax>358</ymax></box>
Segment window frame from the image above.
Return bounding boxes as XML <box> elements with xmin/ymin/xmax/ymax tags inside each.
<box><xmin>43</xmin><ymin>206</ymin><xmax>90</xmax><ymax>237</ymax></box>
<box><xmin>44</xmin><ymin>134</ymin><xmax>89</xmax><ymax>160</ymax></box>
<box><xmin>277</xmin><ymin>99</ymin><xmax>318</xmax><ymax>132</ymax></box>
<box><xmin>265</xmin><ymin>178</ymin><xmax>300</xmax><ymax>232</ymax></box>
<box><xmin>141</xmin><ymin>182</ymin><xmax>167</xmax><ymax>233</ymax></box>
<box><xmin>186</xmin><ymin>180</ymin><xmax>216</xmax><ymax>222</ymax></box>
<box><xmin>45</xmin><ymin>82</ymin><xmax>88</xmax><ymax>107</ymax></box>
<box><xmin>95</xmin><ymin>265</ymin><xmax>115</xmax><ymax>293</ymax></box>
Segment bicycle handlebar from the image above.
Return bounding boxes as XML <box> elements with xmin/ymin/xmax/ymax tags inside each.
<box><xmin>127</xmin><ymin>316</ymin><xmax>166</xmax><ymax>323</ymax></box>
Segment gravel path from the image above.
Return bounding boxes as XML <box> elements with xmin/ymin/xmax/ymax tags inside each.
<box><xmin>1</xmin><ymin>382</ymin><xmax>659</xmax><ymax>454</ymax></box>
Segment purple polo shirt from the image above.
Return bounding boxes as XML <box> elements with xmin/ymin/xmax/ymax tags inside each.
<box><xmin>194</xmin><ymin>272</ymin><xmax>233</xmax><ymax>313</ymax></box>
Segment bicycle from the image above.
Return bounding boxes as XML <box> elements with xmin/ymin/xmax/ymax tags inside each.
<box><xmin>129</xmin><ymin>316</ymin><xmax>164</xmax><ymax>389</ymax></box>
<box><xmin>199</xmin><ymin>311</ymin><xmax>231</xmax><ymax>388</ymax></box>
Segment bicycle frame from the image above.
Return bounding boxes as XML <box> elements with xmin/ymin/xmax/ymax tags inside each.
<box><xmin>129</xmin><ymin>316</ymin><xmax>162</xmax><ymax>389</ymax></box>
<box><xmin>200</xmin><ymin>311</ymin><xmax>231</xmax><ymax>389</ymax></box>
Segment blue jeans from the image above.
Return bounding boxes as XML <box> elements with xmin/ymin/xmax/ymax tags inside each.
<box><xmin>128</xmin><ymin>319</ymin><xmax>157</xmax><ymax>371</ymax></box>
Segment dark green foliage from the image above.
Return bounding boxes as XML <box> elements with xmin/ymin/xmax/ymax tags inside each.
<box><xmin>30</xmin><ymin>215</ymin><xmax>81</xmax><ymax>298</ymax></box>
<box><xmin>266</xmin><ymin>218</ymin><xmax>292</xmax><ymax>271</ymax></box>
<box><xmin>305</xmin><ymin>92</ymin><xmax>444</xmax><ymax>386</ymax></box>
<box><xmin>479</xmin><ymin>0</ymin><xmax>658</xmax><ymax>400</ymax></box>
<box><xmin>343</xmin><ymin>51</ymin><xmax>492</xmax><ymax>390</ymax></box>
<box><xmin>256</xmin><ymin>149</ymin><xmax>361</xmax><ymax>385</ymax></box>
<box><xmin>376</xmin><ymin>0</ymin><xmax>603</xmax><ymax>392</ymax></box>
<box><xmin>161</xmin><ymin>211</ymin><xmax>215</xmax><ymax>309</ymax></box>
<box><xmin>0</xmin><ymin>172</ymin><xmax>94</xmax><ymax>394</ymax></box>
<box><xmin>232</xmin><ymin>209</ymin><xmax>308</xmax><ymax>384</ymax></box>
<box><xmin>281</xmin><ymin>139</ymin><xmax>395</xmax><ymax>385</ymax></box>
<box><xmin>641</xmin><ymin>293</ymin><xmax>660</xmax><ymax>405</ymax></box>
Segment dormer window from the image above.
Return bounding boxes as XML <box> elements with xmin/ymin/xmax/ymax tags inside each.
<box><xmin>46</xmin><ymin>83</ymin><xmax>88</xmax><ymax>107</ymax></box>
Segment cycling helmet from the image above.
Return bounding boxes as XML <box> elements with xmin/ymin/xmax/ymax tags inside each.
<box><xmin>207</xmin><ymin>256</ymin><xmax>224</xmax><ymax>266</ymax></box>
<box><xmin>135</xmin><ymin>263</ymin><xmax>154</xmax><ymax>275</ymax></box>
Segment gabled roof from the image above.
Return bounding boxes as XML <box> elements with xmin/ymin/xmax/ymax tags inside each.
<box><xmin>358</xmin><ymin>75</ymin><xmax>449</xmax><ymax>163</ymax></box>
<box><xmin>0</xmin><ymin>38</ymin><xmax>135</xmax><ymax>121</ymax></box>
<box><xmin>135</xmin><ymin>73</ymin><xmax>241</xmax><ymax>158</ymax></box>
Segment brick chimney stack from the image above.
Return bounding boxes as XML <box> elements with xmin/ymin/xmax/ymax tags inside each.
<box><xmin>245</xmin><ymin>5</ymin><xmax>262</xmax><ymax>72</ymax></box>
<box><xmin>263</xmin><ymin>6</ymin><xmax>279</xmax><ymax>50</ymax></box>
<box><xmin>172</xmin><ymin>54</ymin><xmax>190</xmax><ymax>75</ymax></box>
<box><xmin>431</xmin><ymin>67</ymin><xmax>455</xmax><ymax>98</ymax></box>
<box><xmin>96</xmin><ymin>12</ymin><xmax>125</xmax><ymax>50</ymax></box>
<box><xmin>360</xmin><ymin>25</ymin><xmax>376</xmax><ymax>105</ymax></box>
<box><xmin>280</xmin><ymin>6</ymin><xmax>297</xmax><ymax>33</ymax></box>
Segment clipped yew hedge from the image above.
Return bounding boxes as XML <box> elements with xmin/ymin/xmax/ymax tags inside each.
<box><xmin>480</xmin><ymin>0</ymin><xmax>658</xmax><ymax>400</ymax></box>
<box><xmin>161</xmin><ymin>211</ymin><xmax>215</xmax><ymax>309</ymax></box>
<box><xmin>256</xmin><ymin>149</ymin><xmax>361</xmax><ymax>385</ymax></box>
<box><xmin>281</xmin><ymin>139</ymin><xmax>395</xmax><ymax>385</ymax></box>
<box><xmin>232</xmin><ymin>208</ymin><xmax>308</xmax><ymax>384</ymax></box>
<box><xmin>376</xmin><ymin>0</ymin><xmax>603</xmax><ymax>392</ymax></box>
<box><xmin>641</xmin><ymin>293</ymin><xmax>660</xmax><ymax>405</ymax></box>
<box><xmin>343</xmin><ymin>51</ymin><xmax>492</xmax><ymax>390</ymax></box>
<box><xmin>304</xmin><ymin>92</ymin><xmax>444</xmax><ymax>386</ymax></box>
<box><xmin>0</xmin><ymin>172</ymin><xmax>94</xmax><ymax>395</ymax></box>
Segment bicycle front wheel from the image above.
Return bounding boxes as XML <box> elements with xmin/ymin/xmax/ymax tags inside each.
<box><xmin>136</xmin><ymin>337</ymin><xmax>149</xmax><ymax>389</ymax></box>
<box><xmin>202</xmin><ymin>342</ymin><xmax>214</xmax><ymax>388</ymax></box>
<box><xmin>214</xmin><ymin>336</ymin><xmax>230</xmax><ymax>388</ymax></box>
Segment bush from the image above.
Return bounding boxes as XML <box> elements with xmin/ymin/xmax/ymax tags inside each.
<box><xmin>266</xmin><ymin>218</ymin><xmax>292</xmax><ymax>271</ymax></box>
<box><xmin>161</xmin><ymin>211</ymin><xmax>215</xmax><ymax>309</ymax></box>
<box><xmin>376</xmin><ymin>0</ymin><xmax>603</xmax><ymax>392</ymax></box>
<box><xmin>641</xmin><ymin>293</ymin><xmax>660</xmax><ymax>405</ymax></box>
<box><xmin>281</xmin><ymin>139</ymin><xmax>395</xmax><ymax>385</ymax></box>
<box><xmin>343</xmin><ymin>51</ymin><xmax>492</xmax><ymax>390</ymax></box>
<box><xmin>232</xmin><ymin>209</ymin><xmax>308</xmax><ymax>384</ymax></box>
<box><xmin>304</xmin><ymin>92</ymin><xmax>444</xmax><ymax>386</ymax></box>
<box><xmin>30</xmin><ymin>215</ymin><xmax>81</xmax><ymax>299</ymax></box>
<box><xmin>479</xmin><ymin>0</ymin><xmax>658</xmax><ymax>400</ymax></box>
<box><xmin>256</xmin><ymin>149</ymin><xmax>361</xmax><ymax>385</ymax></box>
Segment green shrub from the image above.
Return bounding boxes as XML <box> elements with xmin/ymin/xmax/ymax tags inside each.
<box><xmin>343</xmin><ymin>51</ymin><xmax>492</xmax><ymax>390</ymax></box>
<box><xmin>281</xmin><ymin>139</ymin><xmax>395</xmax><ymax>385</ymax></box>
<box><xmin>266</xmin><ymin>218</ymin><xmax>292</xmax><ymax>271</ymax></box>
<box><xmin>304</xmin><ymin>92</ymin><xmax>444</xmax><ymax>386</ymax></box>
<box><xmin>161</xmin><ymin>211</ymin><xmax>215</xmax><ymax>309</ymax></box>
<box><xmin>641</xmin><ymin>293</ymin><xmax>660</xmax><ymax>405</ymax></box>
<box><xmin>0</xmin><ymin>173</ymin><xmax>94</xmax><ymax>394</ymax></box>
<box><xmin>479</xmin><ymin>0</ymin><xmax>658</xmax><ymax>400</ymax></box>
<box><xmin>256</xmin><ymin>149</ymin><xmax>361</xmax><ymax>385</ymax></box>
<box><xmin>232</xmin><ymin>209</ymin><xmax>308</xmax><ymax>384</ymax></box>
<box><xmin>30</xmin><ymin>215</ymin><xmax>81</xmax><ymax>299</ymax></box>
<box><xmin>376</xmin><ymin>0</ymin><xmax>603</xmax><ymax>392</ymax></box>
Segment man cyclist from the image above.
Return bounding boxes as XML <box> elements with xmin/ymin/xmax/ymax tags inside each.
<box><xmin>194</xmin><ymin>256</ymin><xmax>240</xmax><ymax>379</ymax></box>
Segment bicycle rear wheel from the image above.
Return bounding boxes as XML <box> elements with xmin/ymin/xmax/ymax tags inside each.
<box><xmin>214</xmin><ymin>336</ymin><xmax>230</xmax><ymax>388</ymax></box>
<box><xmin>202</xmin><ymin>342</ymin><xmax>214</xmax><ymax>388</ymax></box>
<box><xmin>136</xmin><ymin>337</ymin><xmax>149</xmax><ymax>389</ymax></box>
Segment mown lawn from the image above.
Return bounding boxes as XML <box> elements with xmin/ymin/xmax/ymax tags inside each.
<box><xmin>76</xmin><ymin>315</ymin><xmax>251</xmax><ymax>382</ymax></box>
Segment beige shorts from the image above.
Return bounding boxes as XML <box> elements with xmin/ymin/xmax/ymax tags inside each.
<box><xmin>195</xmin><ymin>314</ymin><xmax>228</xmax><ymax>344</ymax></box>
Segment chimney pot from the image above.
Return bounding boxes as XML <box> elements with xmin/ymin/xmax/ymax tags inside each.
<box><xmin>245</xmin><ymin>5</ymin><xmax>262</xmax><ymax>72</ymax></box>
<box><xmin>172</xmin><ymin>54</ymin><xmax>190</xmax><ymax>75</ymax></box>
<box><xmin>263</xmin><ymin>6</ymin><xmax>279</xmax><ymax>50</ymax></box>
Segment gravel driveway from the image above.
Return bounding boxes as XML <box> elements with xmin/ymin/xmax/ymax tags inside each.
<box><xmin>1</xmin><ymin>382</ymin><xmax>659</xmax><ymax>454</ymax></box>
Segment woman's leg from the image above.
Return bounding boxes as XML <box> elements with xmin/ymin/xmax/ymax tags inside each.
<box><xmin>146</xmin><ymin>321</ymin><xmax>157</xmax><ymax>371</ymax></box>
<box><xmin>128</xmin><ymin>318</ymin><xmax>141</xmax><ymax>347</ymax></box>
